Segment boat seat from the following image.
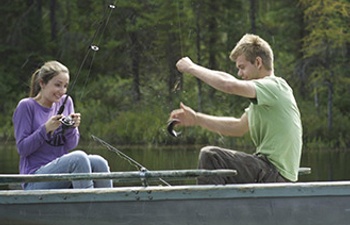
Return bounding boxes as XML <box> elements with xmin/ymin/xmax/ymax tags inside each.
<box><xmin>298</xmin><ymin>167</ymin><xmax>311</xmax><ymax>175</ymax></box>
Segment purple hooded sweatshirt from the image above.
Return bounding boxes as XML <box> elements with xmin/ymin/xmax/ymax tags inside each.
<box><xmin>12</xmin><ymin>95</ymin><xmax>79</xmax><ymax>175</ymax></box>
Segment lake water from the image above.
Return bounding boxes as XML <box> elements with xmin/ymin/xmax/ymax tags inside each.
<box><xmin>1</xmin><ymin>141</ymin><xmax>350</xmax><ymax>186</ymax></box>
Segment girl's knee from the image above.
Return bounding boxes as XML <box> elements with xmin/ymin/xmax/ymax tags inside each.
<box><xmin>88</xmin><ymin>155</ymin><xmax>110</xmax><ymax>172</ymax></box>
<box><xmin>69</xmin><ymin>150</ymin><xmax>89</xmax><ymax>163</ymax></box>
<box><xmin>66</xmin><ymin>150</ymin><xmax>91</xmax><ymax>173</ymax></box>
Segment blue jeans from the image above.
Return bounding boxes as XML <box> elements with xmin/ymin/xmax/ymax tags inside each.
<box><xmin>24</xmin><ymin>150</ymin><xmax>113</xmax><ymax>190</ymax></box>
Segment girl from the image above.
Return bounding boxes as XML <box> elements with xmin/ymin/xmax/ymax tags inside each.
<box><xmin>13</xmin><ymin>60</ymin><xmax>113</xmax><ymax>190</ymax></box>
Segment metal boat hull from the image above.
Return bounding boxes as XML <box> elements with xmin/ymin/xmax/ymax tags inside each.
<box><xmin>1</xmin><ymin>181</ymin><xmax>350</xmax><ymax>225</ymax></box>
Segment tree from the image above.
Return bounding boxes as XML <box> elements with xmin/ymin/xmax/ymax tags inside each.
<box><xmin>298</xmin><ymin>0</ymin><xmax>350</xmax><ymax>131</ymax></box>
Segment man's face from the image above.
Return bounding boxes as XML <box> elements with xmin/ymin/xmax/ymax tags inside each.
<box><xmin>235</xmin><ymin>55</ymin><xmax>259</xmax><ymax>80</ymax></box>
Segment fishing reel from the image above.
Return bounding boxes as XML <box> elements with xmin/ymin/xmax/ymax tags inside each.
<box><xmin>60</xmin><ymin>115</ymin><xmax>75</xmax><ymax>128</ymax></box>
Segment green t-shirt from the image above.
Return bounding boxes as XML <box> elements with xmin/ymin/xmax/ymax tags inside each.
<box><xmin>245</xmin><ymin>75</ymin><xmax>302</xmax><ymax>182</ymax></box>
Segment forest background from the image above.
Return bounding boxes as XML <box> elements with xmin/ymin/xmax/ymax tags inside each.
<box><xmin>0</xmin><ymin>0</ymin><xmax>349</xmax><ymax>149</ymax></box>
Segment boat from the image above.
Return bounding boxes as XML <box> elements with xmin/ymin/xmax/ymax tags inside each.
<box><xmin>2</xmin><ymin>167</ymin><xmax>348</xmax><ymax>225</ymax></box>
<box><xmin>0</xmin><ymin>134</ymin><xmax>319</xmax><ymax>225</ymax></box>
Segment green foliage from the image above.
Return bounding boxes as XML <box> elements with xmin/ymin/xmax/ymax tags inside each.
<box><xmin>300</xmin><ymin>0</ymin><xmax>350</xmax><ymax>57</ymax></box>
<box><xmin>1</xmin><ymin>0</ymin><xmax>350</xmax><ymax>148</ymax></box>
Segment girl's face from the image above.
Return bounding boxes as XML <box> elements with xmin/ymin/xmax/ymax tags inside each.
<box><xmin>40</xmin><ymin>72</ymin><xmax>69</xmax><ymax>106</ymax></box>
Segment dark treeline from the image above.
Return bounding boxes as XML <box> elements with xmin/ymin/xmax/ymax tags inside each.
<box><xmin>1</xmin><ymin>0</ymin><xmax>350</xmax><ymax>149</ymax></box>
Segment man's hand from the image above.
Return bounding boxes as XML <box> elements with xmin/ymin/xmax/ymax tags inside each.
<box><xmin>176</xmin><ymin>57</ymin><xmax>195</xmax><ymax>74</ymax></box>
<box><xmin>170</xmin><ymin>102</ymin><xmax>197</xmax><ymax>127</ymax></box>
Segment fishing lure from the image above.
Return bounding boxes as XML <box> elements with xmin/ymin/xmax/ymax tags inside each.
<box><xmin>167</xmin><ymin>119</ymin><xmax>181</xmax><ymax>137</ymax></box>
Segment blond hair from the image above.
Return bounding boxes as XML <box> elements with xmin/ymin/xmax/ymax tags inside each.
<box><xmin>229</xmin><ymin>34</ymin><xmax>274</xmax><ymax>71</ymax></box>
<box><xmin>29</xmin><ymin>60</ymin><xmax>69</xmax><ymax>97</ymax></box>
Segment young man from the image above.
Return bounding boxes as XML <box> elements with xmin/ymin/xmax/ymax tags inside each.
<box><xmin>170</xmin><ymin>34</ymin><xmax>302</xmax><ymax>184</ymax></box>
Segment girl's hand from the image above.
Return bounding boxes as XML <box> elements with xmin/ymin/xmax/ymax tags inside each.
<box><xmin>70</xmin><ymin>113</ymin><xmax>81</xmax><ymax>127</ymax></box>
<box><xmin>45</xmin><ymin>115</ymin><xmax>63</xmax><ymax>133</ymax></box>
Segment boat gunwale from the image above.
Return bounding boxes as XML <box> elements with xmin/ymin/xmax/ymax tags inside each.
<box><xmin>1</xmin><ymin>181</ymin><xmax>350</xmax><ymax>205</ymax></box>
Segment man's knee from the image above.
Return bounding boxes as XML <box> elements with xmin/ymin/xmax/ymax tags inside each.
<box><xmin>199</xmin><ymin>146</ymin><xmax>217</xmax><ymax>158</ymax></box>
<box><xmin>198</xmin><ymin>146</ymin><xmax>223</xmax><ymax>170</ymax></box>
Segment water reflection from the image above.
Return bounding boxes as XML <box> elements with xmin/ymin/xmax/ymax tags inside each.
<box><xmin>1</xmin><ymin>143</ymin><xmax>350</xmax><ymax>184</ymax></box>
<box><xmin>300</xmin><ymin>149</ymin><xmax>350</xmax><ymax>182</ymax></box>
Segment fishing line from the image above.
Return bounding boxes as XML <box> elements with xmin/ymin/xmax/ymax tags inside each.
<box><xmin>73</xmin><ymin>3</ymin><xmax>116</xmax><ymax>91</ymax></box>
<box><xmin>176</xmin><ymin>0</ymin><xmax>184</xmax><ymax>56</ymax></box>
<box><xmin>91</xmin><ymin>135</ymin><xmax>171</xmax><ymax>186</ymax></box>
<box><xmin>164</xmin><ymin>1</ymin><xmax>185</xmax><ymax>137</ymax></box>
<box><xmin>169</xmin><ymin>0</ymin><xmax>184</xmax><ymax>95</ymax></box>
<box><xmin>78</xmin><ymin>3</ymin><xmax>117</xmax><ymax>100</ymax></box>
<box><xmin>57</xmin><ymin>2</ymin><xmax>116</xmax><ymax>115</ymax></box>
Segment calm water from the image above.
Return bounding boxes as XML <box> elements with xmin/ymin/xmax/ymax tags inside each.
<box><xmin>1</xmin><ymin>141</ymin><xmax>350</xmax><ymax>185</ymax></box>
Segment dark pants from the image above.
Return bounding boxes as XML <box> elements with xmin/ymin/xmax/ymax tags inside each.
<box><xmin>197</xmin><ymin>146</ymin><xmax>287</xmax><ymax>184</ymax></box>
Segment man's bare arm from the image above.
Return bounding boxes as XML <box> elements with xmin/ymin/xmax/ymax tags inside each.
<box><xmin>195</xmin><ymin>112</ymin><xmax>249</xmax><ymax>137</ymax></box>
<box><xmin>176</xmin><ymin>57</ymin><xmax>256</xmax><ymax>98</ymax></box>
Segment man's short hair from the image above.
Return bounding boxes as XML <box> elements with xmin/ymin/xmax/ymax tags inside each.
<box><xmin>229</xmin><ymin>34</ymin><xmax>274</xmax><ymax>71</ymax></box>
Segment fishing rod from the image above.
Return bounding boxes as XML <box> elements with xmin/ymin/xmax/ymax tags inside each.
<box><xmin>91</xmin><ymin>135</ymin><xmax>171</xmax><ymax>187</ymax></box>
<box><xmin>58</xmin><ymin>3</ymin><xmax>116</xmax><ymax>127</ymax></box>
